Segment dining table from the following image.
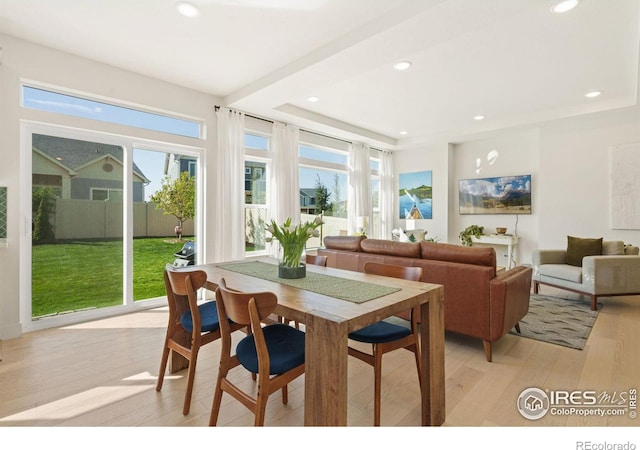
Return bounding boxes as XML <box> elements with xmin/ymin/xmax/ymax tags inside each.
<box><xmin>200</xmin><ymin>256</ymin><xmax>445</xmax><ymax>426</ymax></box>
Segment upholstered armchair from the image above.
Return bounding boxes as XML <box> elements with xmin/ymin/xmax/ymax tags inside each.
<box><xmin>532</xmin><ymin>237</ymin><xmax>640</xmax><ymax>310</ymax></box>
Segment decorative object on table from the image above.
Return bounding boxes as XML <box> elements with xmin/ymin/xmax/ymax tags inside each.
<box><xmin>266</xmin><ymin>215</ymin><xmax>323</xmax><ymax>279</ymax></box>
<box><xmin>458</xmin><ymin>174</ymin><xmax>532</xmax><ymax>215</ymax></box>
<box><xmin>399</xmin><ymin>170</ymin><xmax>432</xmax><ymax>219</ymax></box>
<box><xmin>459</xmin><ymin>224</ymin><xmax>484</xmax><ymax>246</ymax></box>
<box><xmin>496</xmin><ymin>227</ymin><xmax>507</xmax><ymax>235</ymax></box>
<box><xmin>356</xmin><ymin>215</ymin><xmax>369</xmax><ymax>236</ymax></box>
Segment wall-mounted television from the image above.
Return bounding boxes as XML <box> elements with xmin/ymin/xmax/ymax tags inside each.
<box><xmin>458</xmin><ymin>174</ymin><xmax>532</xmax><ymax>215</ymax></box>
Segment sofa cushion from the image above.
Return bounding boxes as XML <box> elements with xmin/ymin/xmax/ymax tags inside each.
<box><xmin>538</xmin><ymin>263</ymin><xmax>582</xmax><ymax>283</ymax></box>
<box><xmin>420</xmin><ymin>241</ymin><xmax>495</xmax><ymax>267</ymax></box>
<box><xmin>625</xmin><ymin>244</ymin><xmax>640</xmax><ymax>255</ymax></box>
<box><xmin>323</xmin><ymin>235</ymin><xmax>365</xmax><ymax>252</ymax></box>
<box><xmin>360</xmin><ymin>238</ymin><xmax>421</xmax><ymax>258</ymax></box>
<box><xmin>567</xmin><ymin>236</ymin><xmax>602</xmax><ymax>267</ymax></box>
<box><xmin>602</xmin><ymin>241</ymin><xmax>625</xmax><ymax>255</ymax></box>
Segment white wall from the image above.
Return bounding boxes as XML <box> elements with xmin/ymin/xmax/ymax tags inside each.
<box><xmin>0</xmin><ymin>34</ymin><xmax>219</xmax><ymax>339</ymax></box>
<box><xmin>394</xmin><ymin>107</ymin><xmax>640</xmax><ymax>267</ymax></box>
<box><xmin>394</xmin><ymin>142</ymin><xmax>451</xmax><ymax>242</ymax></box>
<box><xmin>452</xmin><ymin>129</ymin><xmax>540</xmax><ymax>267</ymax></box>
<box><xmin>538</xmin><ymin>106</ymin><xmax>640</xmax><ymax>248</ymax></box>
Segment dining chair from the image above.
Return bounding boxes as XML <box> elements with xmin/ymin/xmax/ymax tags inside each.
<box><xmin>156</xmin><ymin>264</ymin><xmax>245</xmax><ymax>415</ymax></box>
<box><xmin>209</xmin><ymin>277</ymin><xmax>306</xmax><ymax>426</ymax></box>
<box><xmin>348</xmin><ymin>261</ymin><xmax>423</xmax><ymax>426</ymax></box>
<box><xmin>305</xmin><ymin>254</ymin><xmax>327</xmax><ymax>266</ymax></box>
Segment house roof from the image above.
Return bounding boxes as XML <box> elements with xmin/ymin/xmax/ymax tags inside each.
<box><xmin>32</xmin><ymin>134</ymin><xmax>150</xmax><ymax>182</ymax></box>
<box><xmin>300</xmin><ymin>188</ymin><xmax>316</xmax><ymax>198</ymax></box>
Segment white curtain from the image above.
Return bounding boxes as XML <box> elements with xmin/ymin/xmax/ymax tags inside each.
<box><xmin>269</xmin><ymin>121</ymin><xmax>300</xmax><ymax>256</ymax></box>
<box><xmin>380</xmin><ymin>150</ymin><xmax>395</xmax><ymax>240</ymax></box>
<box><xmin>348</xmin><ymin>142</ymin><xmax>372</xmax><ymax>235</ymax></box>
<box><xmin>212</xmin><ymin>107</ymin><xmax>245</xmax><ymax>262</ymax></box>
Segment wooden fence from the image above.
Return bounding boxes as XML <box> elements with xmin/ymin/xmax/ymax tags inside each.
<box><xmin>53</xmin><ymin>199</ymin><xmax>194</xmax><ymax>240</ymax></box>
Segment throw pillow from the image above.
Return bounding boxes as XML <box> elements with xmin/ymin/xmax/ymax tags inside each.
<box><xmin>602</xmin><ymin>241</ymin><xmax>625</xmax><ymax>255</ymax></box>
<box><xmin>567</xmin><ymin>236</ymin><xmax>603</xmax><ymax>267</ymax></box>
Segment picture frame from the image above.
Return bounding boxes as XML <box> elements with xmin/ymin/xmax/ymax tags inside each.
<box><xmin>399</xmin><ymin>171</ymin><xmax>432</xmax><ymax>219</ymax></box>
<box><xmin>458</xmin><ymin>174</ymin><xmax>531</xmax><ymax>215</ymax></box>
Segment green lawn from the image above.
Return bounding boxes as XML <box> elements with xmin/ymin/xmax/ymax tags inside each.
<box><xmin>31</xmin><ymin>237</ymin><xmax>189</xmax><ymax>318</ymax></box>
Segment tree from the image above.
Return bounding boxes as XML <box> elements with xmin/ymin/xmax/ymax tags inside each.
<box><xmin>150</xmin><ymin>171</ymin><xmax>195</xmax><ymax>240</ymax></box>
<box><xmin>332</xmin><ymin>173</ymin><xmax>342</xmax><ymax>215</ymax></box>
<box><xmin>32</xmin><ymin>187</ymin><xmax>56</xmax><ymax>244</ymax></box>
<box><xmin>314</xmin><ymin>174</ymin><xmax>330</xmax><ymax>214</ymax></box>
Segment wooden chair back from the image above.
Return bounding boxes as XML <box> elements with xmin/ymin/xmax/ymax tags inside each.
<box><xmin>306</xmin><ymin>254</ymin><xmax>327</xmax><ymax>266</ymax></box>
<box><xmin>165</xmin><ymin>264</ymin><xmax>208</xmax><ymax>296</ymax></box>
<box><xmin>363</xmin><ymin>261</ymin><xmax>422</xmax><ymax>281</ymax></box>
<box><xmin>215</xmin><ymin>277</ymin><xmax>278</xmax><ymax>327</ymax></box>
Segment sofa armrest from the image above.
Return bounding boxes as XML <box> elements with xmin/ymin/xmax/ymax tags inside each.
<box><xmin>532</xmin><ymin>249</ymin><xmax>567</xmax><ymax>266</ymax></box>
<box><xmin>488</xmin><ymin>266</ymin><xmax>533</xmax><ymax>341</ymax></box>
<box><xmin>582</xmin><ymin>255</ymin><xmax>640</xmax><ymax>294</ymax></box>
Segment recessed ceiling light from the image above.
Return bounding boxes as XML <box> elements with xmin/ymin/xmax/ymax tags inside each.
<box><xmin>585</xmin><ymin>90</ymin><xmax>602</xmax><ymax>98</ymax></box>
<box><xmin>307</xmin><ymin>96</ymin><xmax>319</xmax><ymax>102</ymax></box>
<box><xmin>473</xmin><ymin>115</ymin><xmax>485</xmax><ymax>121</ymax></box>
<box><xmin>551</xmin><ymin>0</ymin><xmax>579</xmax><ymax>13</ymax></box>
<box><xmin>393</xmin><ymin>60</ymin><xmax>412</xmax><ymax>71</ymax></box>
<box><xmin>176</xmin><ymin>2</ymin><xmax>199</xmax><ymax>17</ymax></box>
<box><xmin>399</xmin><ymin>130</ymin><xmax>408</xmax><ymax>135</ymax></box>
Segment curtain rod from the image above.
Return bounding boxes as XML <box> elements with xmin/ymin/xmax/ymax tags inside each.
<box><xmin>214</xmin><ymin>105</ymin><xmax>383</xmax><ymax>152</ymax></box>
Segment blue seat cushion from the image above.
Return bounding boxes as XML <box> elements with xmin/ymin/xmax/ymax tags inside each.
<box><xmin>349</xmin><ymin>320</ymin><xmax>412</xmax><ymax>344</ymax></box>
<box><xmin>180</xmin><ymin>301</ymin><xmax>220</xmax><ymax>333</ymax></box>
<box><xmin>236</xmin><ymin>324</ymin><xmax>305</xmax><ymax>375</ymax></box>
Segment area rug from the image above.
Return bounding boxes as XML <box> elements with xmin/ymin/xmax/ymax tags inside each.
<box><xmin>510</xmin><ymin>294</ymin><xmax>600</xmax><ymax>350</ymax></box>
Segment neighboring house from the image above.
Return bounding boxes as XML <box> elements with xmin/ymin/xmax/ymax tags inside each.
<box><xmin>244</xmin><ymin>161</ymin><xmax>266</xmax><ymax>204</ymax></box>
<box><xmin>165</xmin><ymin>153</ymin><xmax>197</xmax><ymax>180</ymax></box>
<box><xmin>300</xmin><ymin>188</ymin><xmax>317</xmax><ymax>214</ymax></box>
<box><xmin>32</xmin><ymin>134</ymin><xmax>149</xmax><ymax>202</ymax></box>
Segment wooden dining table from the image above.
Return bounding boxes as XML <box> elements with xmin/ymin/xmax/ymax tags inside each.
<box><xmin>200</xmin><ymin>257</ymin><xmax>445</xmax><ymax>426</ymax></box>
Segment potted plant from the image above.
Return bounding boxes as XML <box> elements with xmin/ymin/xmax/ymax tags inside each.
<box><xmin>459</xmin><ymin>225</ymin><xmax>484</xmax><ymax>247</ymax></box>
<box><xmin>266</xmin><ymin>215</ymin><xmax>323</xmax><ymax>278</ymax></box>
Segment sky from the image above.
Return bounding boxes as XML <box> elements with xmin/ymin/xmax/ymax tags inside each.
<box><xmin>24</xmin><ymin>86</ymin><xmax>352</xmax><ymax>203</ymax></box>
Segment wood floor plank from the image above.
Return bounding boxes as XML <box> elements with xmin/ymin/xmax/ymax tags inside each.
<box><xmin>1</xmin><ymin>288</ymin><xmax>638</xmax><ymax>428</ymax></box>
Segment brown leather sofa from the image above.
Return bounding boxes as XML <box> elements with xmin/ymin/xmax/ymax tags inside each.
<box><xmin>317</xmin><ymin>236</ymin><xmax>533</xmax><ymax>362</ymax></box>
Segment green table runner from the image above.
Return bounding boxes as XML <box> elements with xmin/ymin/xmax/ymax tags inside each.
<box><xmin>217</xmin><ymin>261</ymin><xmax>400</xmax><ymax>304</ymax></box>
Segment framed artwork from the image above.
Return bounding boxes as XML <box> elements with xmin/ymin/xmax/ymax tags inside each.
<box><xmin>458</xmin><ymin>174</ymin><xmax>531</xmax><ymax>215</ymax></box>
<box><xmin>399</xmin><ymin>171</ymin><xmax>432</xmax><ymax>219</ymax></box>
<box><xmin>0</xmin><ymin>187</ymin><xmax>6</xmax><ymax>245</ymax></box>
<box><xmin>610</xmin><ymin>142</ymin><xmax>640</xmax><ymax>229</ymax></box>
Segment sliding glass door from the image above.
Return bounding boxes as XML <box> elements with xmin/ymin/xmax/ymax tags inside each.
<box><xmin>25</xmin><ymin>126</ymin><xmax>200</xmax><ymax>329</ymax></box>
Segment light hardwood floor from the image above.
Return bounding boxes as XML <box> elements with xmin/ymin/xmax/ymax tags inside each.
<box><xmin>0</xmin><ymin>286</ymin><xmax>638</xmax><ymax>428</ymax></box>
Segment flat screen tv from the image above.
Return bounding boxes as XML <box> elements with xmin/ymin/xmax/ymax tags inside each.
<box><xmin>458</xmin><ymin>174</ymin><xmax>532</xmax><ymax>215</ymax></box>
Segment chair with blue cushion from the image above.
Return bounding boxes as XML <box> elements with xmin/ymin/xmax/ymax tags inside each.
<box><xmin>209</xmin><ymin>277</ymin><xmax>306</xmax><ymax>426</ymax></box>
<box><xmin>156</xmin><ymin>264</ymin><xmax>245</xmax><ymax>415</ymax></box>
<box><xmin>348</xmin><ymin>261</ymin><xmax>423</xmax><ymax>426</ymax></box>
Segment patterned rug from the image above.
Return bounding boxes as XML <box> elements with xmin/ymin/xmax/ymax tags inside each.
<box><xmin>510</xmin><ymin>294</ymin><xmax>600</xmax><ymax>350</ymax></box>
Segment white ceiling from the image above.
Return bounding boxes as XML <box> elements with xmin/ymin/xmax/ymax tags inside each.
<box><xmin>1</xmin><ymin>0</ymin><xmax>639</xmax><ymax>150</ymax></box>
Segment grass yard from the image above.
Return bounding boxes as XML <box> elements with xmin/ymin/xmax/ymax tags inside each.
<box><xmin>31</xmin><ymin>237</ymin><xmax>189</xmax><ymax>317</ymax></box>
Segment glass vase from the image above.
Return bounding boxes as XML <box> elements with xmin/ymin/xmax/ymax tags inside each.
<box><xmin>278</xmin><ymin>244</ymin><xmax>306</xmax><ymax>279</ymax></box>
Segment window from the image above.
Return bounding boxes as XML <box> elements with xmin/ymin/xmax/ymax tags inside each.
<box><xmin>22</xmin><ymin>85</ymin><xmax>202</xmax><ymax>138</ymax></box>
<box><xmin>245</xmin><ymin>133</ymin><xmax>269</xmax><ymax>151</ymax></box>
<box><xmin>188</xmin><ymin>160</ymin><xmax>197</xmax><ymax>178</ymax></box>
<box><xmin>91</xmin><ymin>188</ymin><xmax>123</xmax><ymax>201</ymax></box>
<box><xmin>245</xmin><ymin>159</ymin><xmax>268</xmax><ymax>254</ymax></box>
